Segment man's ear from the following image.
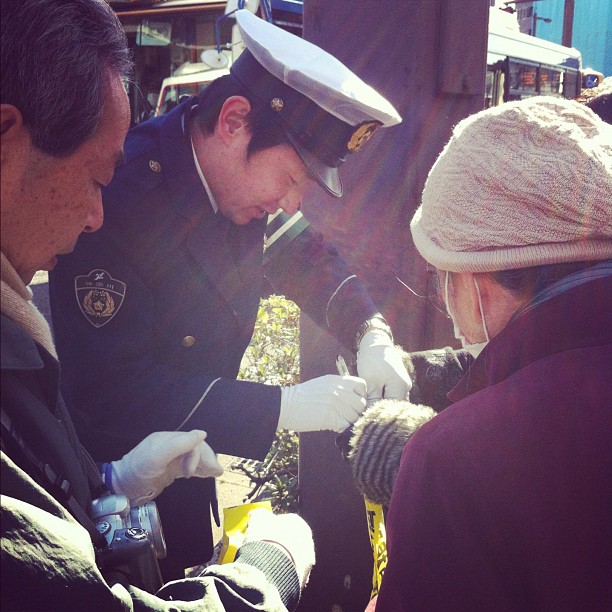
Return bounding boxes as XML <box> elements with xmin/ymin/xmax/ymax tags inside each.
<box><xmin>1</xmin><ymin>104</ymin><xmax>30</xmax><ymax>166</ymax></box>
<box><xmin>216</xmin><ymin>96</ymin><xmax>251</xmax><ymax>143</ymax></box>
<box><xmin>0</xmin><ymin>104</ymin><xmax>25</xmax><ymax>139</ymax></box>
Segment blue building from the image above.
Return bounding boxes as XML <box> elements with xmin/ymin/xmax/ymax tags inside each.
<box><xmin>514</xmin><ymin>0</ymin><xmax>611</xmax><ymax>76</ymax></box>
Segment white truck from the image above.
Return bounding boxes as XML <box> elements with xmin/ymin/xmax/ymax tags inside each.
<box><xmin>155</xmin><ymin>62</ymin><xmax>230</xmax><ymax>116</ymax></box>
<box><xmin>154</xmin><ymin>0</ymin><xmax>258</xmax><ymax>116</ymax></box>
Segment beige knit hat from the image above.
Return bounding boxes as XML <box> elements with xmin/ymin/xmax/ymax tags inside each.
<box><xmin>410</xmin><ymin>97</ymin><xmax>612</xmax><ymax>272</ymax></box>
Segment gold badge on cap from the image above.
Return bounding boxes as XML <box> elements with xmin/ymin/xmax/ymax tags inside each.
<box><xmin>347</xmin><ymin>121</ymin><xmax>381</xmax><ymax>153</ymax></box>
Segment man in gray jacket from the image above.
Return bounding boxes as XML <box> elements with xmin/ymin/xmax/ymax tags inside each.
<box><xmin>1</xmin><ymin>1</ymin><xmax>314</xmax><ymax>609</ymax></box>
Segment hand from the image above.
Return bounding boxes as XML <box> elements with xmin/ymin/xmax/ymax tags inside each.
<box><xmin>404</xmin><ymin>347</ymin><xmax>474</xmax><ymax>412</ymax></box>
<box><xmin>278</xmin><ymin>375</ymin><xmax>367</xmax><ymax>432</ymax></box>
<box><xmin>357</xmin><ymin>330</ymin><xmax>412</xmax><ymax>405</ymax></box>
<box><xmin>242</xmin><ymin>508</ymin><xmax>315</xmax><ymax>589</ymax></box>
<box><xmin>111</xmin><ymin>430</ymin><xmax>223</xmax><ymax>505</ymax></box>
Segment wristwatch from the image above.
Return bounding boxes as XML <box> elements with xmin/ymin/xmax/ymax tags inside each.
<box><xmin>353</xmin><ymin>316</ymin><xmax>393</xmax><ymax>353</ymax></box>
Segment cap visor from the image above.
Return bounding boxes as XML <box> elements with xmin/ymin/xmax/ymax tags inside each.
<box><xmin>284</xmin><ymin>131</ymin><xmax>343</xmax><ymax>198</ymax></box>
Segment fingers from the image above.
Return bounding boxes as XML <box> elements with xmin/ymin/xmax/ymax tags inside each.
<box><xmin>155</xmin><ymin>429</ymin><xmax>208</xmax><ymax>464</ymax></box>
<box><xmin>364</xmin><ymin>378</ymin><xmax>383</xmax><ymax>405</ymax></box>
<box><xmin>279</xmin><ymin>375</ymin><xmax>368</xmax><ymax>432</ymax></box>
<box><xmin>357</xmin><ymin>343</ymin><xmax>413</xmax><ymax>403</ymax></box>
<box><xmin>383</xmin><ymin>378</ymin><xmax>410</xmax><ymax>401</ymax></box>
<box><xmin>181</xmin><ymin>445</ymin><xmax>202</xmax><ymax>476</ymax></box>
<box><xmin>195</xmin><ymin>441</ymin><xmax>224</xmax><ymax>478</ymax></box>
<box><xmin>335</xmin><ymin>376</ymin><xmax>367</xmax><ymax>414</ymax></box>
<box><xmin>343</xmin><ymin>375</ymin><xmax>367</xmax><ymax>399</ymax></box>
<box><xmin>327</xmin><ymin>376</ymin><xmax>367</xmax><ymax>431</ymax></box>
<box><xmin>332</xmin><ymin>375</ymin><xmax>367</xmax><ymax>401</ymax></box>
<box><xmin>182</xmin><ymin>440</ymin><xmax>223</xmax><ymax>479</ymax></box>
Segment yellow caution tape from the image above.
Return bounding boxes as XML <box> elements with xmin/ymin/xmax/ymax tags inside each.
<box><xmin>365</xmin><ymin>497</ymin><xmax>387</xmax><ymax>598</ymax></box>
<box><xmin>218</xmin><ymin>500</ymin><xmax>272</xmax><ymax>564</ymax></box>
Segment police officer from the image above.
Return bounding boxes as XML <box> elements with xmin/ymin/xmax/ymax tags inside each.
<box><xmin>50</xmin><ymin>10</ymin><xmax>412</xmax><ymax>579</ymax></box>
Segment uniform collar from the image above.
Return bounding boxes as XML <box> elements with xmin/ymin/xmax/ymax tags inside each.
<box><xmin>179</xmin><ymin>101</ymin><xmax>219</xmax><ymax>214</ymax></box>
<box><xmin>158</xmin><ymin>99</ymin><xmax>216</xmax><ymax>221</ymax></box>
<box><xmin>190</xmin><ymin>135</ymin><xmax>219</xmax><ymax>214</ymax></box>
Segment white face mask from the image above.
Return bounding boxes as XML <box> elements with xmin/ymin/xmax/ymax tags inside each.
<box><xmin>445</xmin><ymin>271</ymin><xmax>490</xmax><ymax>357</ymax></box>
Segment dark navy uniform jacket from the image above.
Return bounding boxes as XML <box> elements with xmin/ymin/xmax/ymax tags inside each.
<box><xmin>49</xmin><ymin>98</ymin><xmax>379</xmax><ymax>576</ymax></box>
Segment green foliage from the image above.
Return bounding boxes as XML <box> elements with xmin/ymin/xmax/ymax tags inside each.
<box><xmin>237</xmin><ymin>295</ymin><xmax>300</xmax><ymax>512</ymax></box>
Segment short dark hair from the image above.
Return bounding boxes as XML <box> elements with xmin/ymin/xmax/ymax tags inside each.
<box><xmin>193</xmin><ymin>73</ymin><xmax>289</xmax><ymax>157</ymax></box>
<box><xmin>1</xmin><ymin>0</ymin><xmax>132</xmax><ymax>157</ymax></box>
<box><xmin>489</xmin><ymin>261</ymin><xmax>601</xmax><ymax>297</ymax></box>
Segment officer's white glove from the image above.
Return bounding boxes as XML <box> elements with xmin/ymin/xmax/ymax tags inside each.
<box><xmin>241</xmin><ymin>508</ymin><xmax>315</xmax><ymax>590</ymax></box>
<box><xmin>110</xmin><ymin>430</ymin><xmax>223</xmax><ymax>506</ymax></box>
<box><xmin>357</xmin><ymin>330</ymin><xmax>412</xmax><ymax>405</ymax></box>
<box><xmin>278</xmin><ymin>375</ymin><xmax>367</xmax><ymax>432</ymax></box>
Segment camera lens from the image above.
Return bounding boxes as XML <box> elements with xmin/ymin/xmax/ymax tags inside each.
<box><xmin>132</xmin><ymin>502</ymin><xmax>167</xmax><ymax>559</ymax></box>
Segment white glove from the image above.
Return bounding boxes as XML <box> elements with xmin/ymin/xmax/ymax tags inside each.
<box><xmin>242</xmin><ymin>508</ymin><xmax>315</xmax><ymax>589</ymax></box>
<box><xmin>278</xmin><ymin>375</ymin><xmax>367</xmax><ymax>432</ymax></box>
<box><xmin>357</xmin><ymin>330</ymin><xmax>412</xmax><ymax>405</ymax></box>
<box><xmin>111</xmin><ymin>430</ymin><xmax>223</xmax><ymax>505</ymax></box>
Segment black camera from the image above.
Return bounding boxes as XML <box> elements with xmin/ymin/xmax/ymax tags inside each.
<box><xmin>91</xmin><ymin>494</ymin><xmax>166</xmax><ymax>593</ymax></box>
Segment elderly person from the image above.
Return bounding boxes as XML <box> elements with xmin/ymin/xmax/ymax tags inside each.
<box><xmin>373</xmin><ymin>97</ymin><xmax>612</xmax><ymax>610</ymax></box>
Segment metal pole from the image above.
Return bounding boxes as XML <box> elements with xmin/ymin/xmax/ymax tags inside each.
<box><xmin>562</xmin><ymin>0</ymin><xmax>575</xmax><ymax>47</ymax></box>
<box><xmin>299</xmin><ymin>1</ymin><xmax>488</xmax><ymax>608</ymax></box>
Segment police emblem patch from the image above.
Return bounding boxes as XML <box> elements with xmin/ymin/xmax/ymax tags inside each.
<box><xmin>74</xmin><ymin>269</ymin><xmax>126</xmax><ymax>328</ymax></box>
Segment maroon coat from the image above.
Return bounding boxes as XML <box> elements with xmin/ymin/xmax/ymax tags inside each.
<box><xmin>376</xmin><ymin>274</ymin><xmax>612</xmax><ymax>611</ymax></box>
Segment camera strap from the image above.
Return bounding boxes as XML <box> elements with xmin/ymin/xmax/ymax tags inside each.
<box><xmin>1</xmin><ymin>407</ymin><xmax>108</xmax><ymax>550</ymax></box>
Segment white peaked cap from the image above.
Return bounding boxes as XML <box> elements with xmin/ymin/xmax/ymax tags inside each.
<box><xmin>230</xmin><ymin>10</ymin><xmax>402</xmax><ymax>196</ymax></box>
<box><xmin>236</xmin><ymin>9</ymin><xmax>401</xmax><ymax>128</ymax></box>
